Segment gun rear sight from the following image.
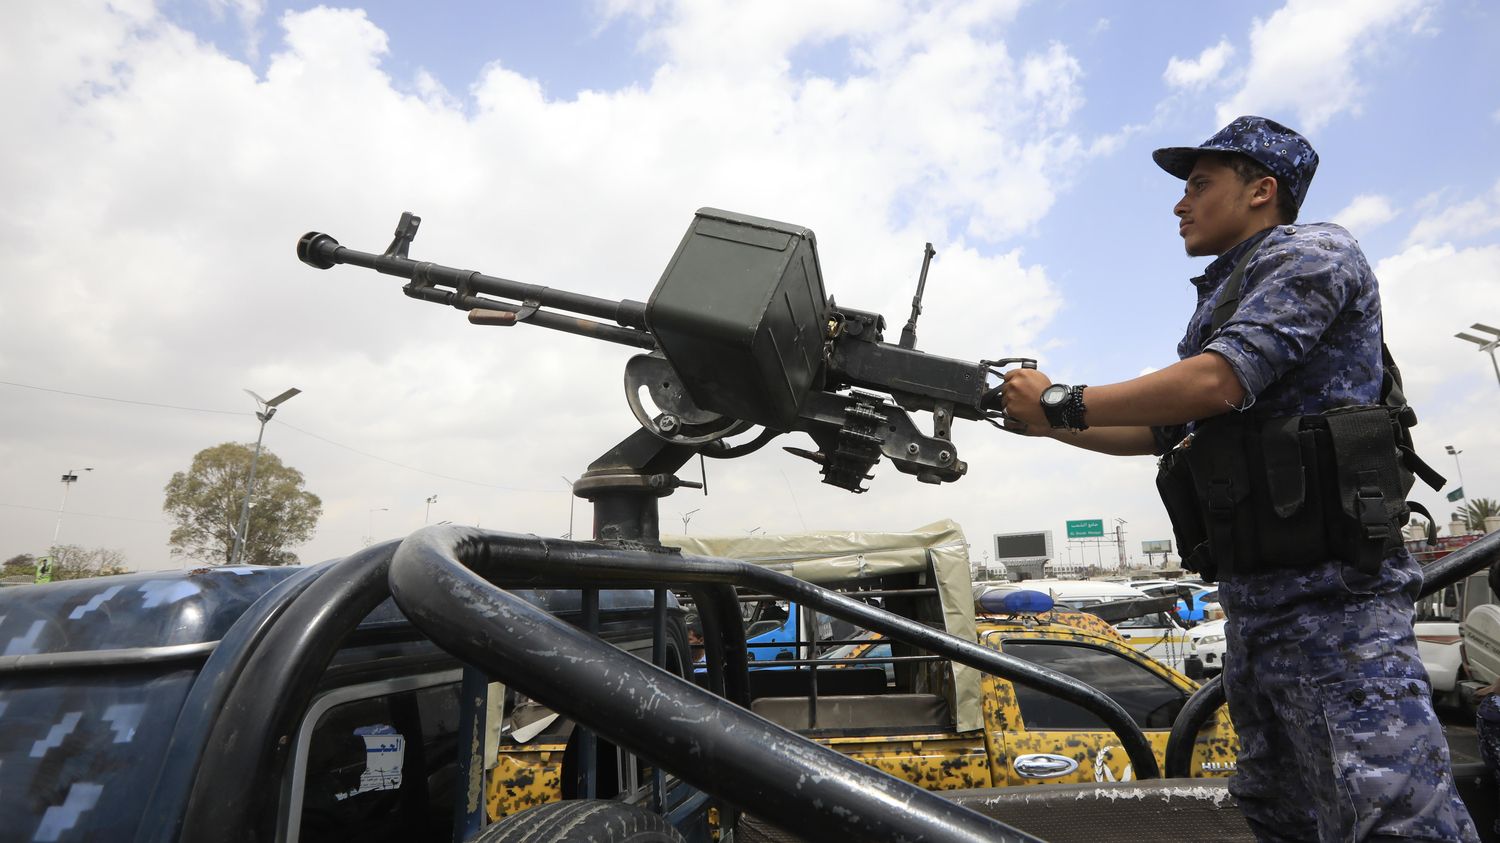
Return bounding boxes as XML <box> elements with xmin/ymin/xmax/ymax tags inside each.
<box><xmin>299</xmin><ymin>208</ymin><xmax>1036</xmax><ymax>493</ymax></box>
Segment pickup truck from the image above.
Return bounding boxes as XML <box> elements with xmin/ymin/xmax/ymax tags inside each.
<box><xmin>490</xmin><ymin>521</ymin><xmax>1239</xmax><ymax>818</ymax></box>
<box><xmin>0</xmin><ymin>558</ymin><xmax>707</xmax><ymax>843</ymax></box>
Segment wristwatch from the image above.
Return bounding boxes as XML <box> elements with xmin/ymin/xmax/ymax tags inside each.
<box><xmin>1040</xmin><ymin>383</ymin><xmax>1088</xmax><ymax>431</ymax></box>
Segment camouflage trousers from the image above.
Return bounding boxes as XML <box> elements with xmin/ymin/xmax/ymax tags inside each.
<box><xmin>1479</xmin><ymin>693</ymin><xmax>1500</xmax><ymax>836</ymax></box>
<box><xmin>1218</xmin><ymin>553</ymin><xmax>1479</xmax><ymax>843</ymax></box>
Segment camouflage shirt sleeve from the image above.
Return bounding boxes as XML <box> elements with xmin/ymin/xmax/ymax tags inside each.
<box><xmin>1202</xmin><ymin>226</ymin><xmax>1369</xmax><ymax>401</ymax></box>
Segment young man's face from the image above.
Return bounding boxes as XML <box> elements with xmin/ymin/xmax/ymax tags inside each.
<box><xmin>1173</xmin><ymin>157</ymin><xmax>1268</xmax><ymax>257</ymax></box>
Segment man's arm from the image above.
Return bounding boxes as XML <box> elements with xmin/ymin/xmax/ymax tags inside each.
<box><xmin>1037</xmin><ymin>426</ymin><xmax>1159</xmax><ymax>456</ymax></box>
<box><xmin>1001</xmin><ymin>352</ymin><xmax>1245</xmax><ymax>447</ymax></box>
<box><xmin>1081</xmin><ymin>352</ymin><xmax>1246</xmax><ymax>426</ymax></box>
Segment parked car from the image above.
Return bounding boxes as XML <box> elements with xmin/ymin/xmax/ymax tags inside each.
<box><xmin>982</xmin><ymin>579</ymin><xmax>1194</xmax><ymax>672</ymax></box>
<box><xmin>1461</xmin><ymin>563</ymin><xmax>1499</xmax><ymax>694</ymax></box>
<box><xmin>1466</xmin><ymin>604</ymin><xmax>1500</xmax><ymax>687</ymax></box>
<box><xmin>1188</xmin><ymin>618</ymin><xmax>1229</xmax><ymax>676</ymax></box>
<box><xmin>1175</xmin><ymin>587</ymin><xmax>1223</xmax><ymax>624</ymax></box>
<box><xmin>1126</xmin><ymin>579</ymin><xmax>1181</xmax><ymax>596</ymax></box>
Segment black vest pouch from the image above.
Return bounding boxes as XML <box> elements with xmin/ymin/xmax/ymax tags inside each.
<box><xmin>1317</xmin><ymin>405</ymin><xmax>1412</xmax><ymax>574</ymax></box>
<box><xmin>1182</xmin><ymin>416</ymin><xmax>1255</xmax><ymax>579</ymax></box>
<box><xmin>1247</xmin><ymin>417</ymin><xmax>1329</xmax><ymax>567</ymax></box>
<box><xmin>1156</xmin><ymin>445</ymin><xmax>1213</xmax><ymax>579</ymax></box>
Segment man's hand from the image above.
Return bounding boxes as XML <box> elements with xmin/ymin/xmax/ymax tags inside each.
<box><xmin>1001</xmin><ymin>367</ymin><xmax>1053</xmax><ymax>430</ymax></box>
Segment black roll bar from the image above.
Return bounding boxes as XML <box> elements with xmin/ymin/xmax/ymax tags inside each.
<box><xmin>387</xmin><ymin>522</ymin><xmax>1158</xmax><ymax>834</ymax></box>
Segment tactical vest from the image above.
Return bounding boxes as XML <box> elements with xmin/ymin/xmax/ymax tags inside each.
<box><xmin>1155</xmin><ymin>238</ymin><xmax>1445</xmax><ymax>582</ymax></box>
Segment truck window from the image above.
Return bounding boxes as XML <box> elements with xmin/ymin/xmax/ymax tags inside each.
<box><xmin>285</xmin><ymin>672</ymin><xmax>462</xmax><ymax>843</ymax></box>
<box><xmin>1001</xmin><ymin>641</ymin><xmax>1186</xmax><ymax>730</ymax></box>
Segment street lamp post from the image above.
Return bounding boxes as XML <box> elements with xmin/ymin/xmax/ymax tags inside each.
<box><xmin>681</xmin><ymin>508</ymin><xmax>700</xmax><ymax>535</ymax></box>
<box><xmin>233</xmin><ymin>387</ymin><xmax>300</xmax><ymax>565</ymax></box>
<box><xmin>365</xmin><ymin>507</ymin><xmax>388</xmax><ymax>546</ymax></box>
<box><xmin>1456</xmin><ymin>323</ymin><xmax>1500</xmax><ymax>388</ymax></box>
<box><xmin>1446</xmin><ymin>445</ymin><xmax>1469</xmax><ymax>531</ymax></box>
<box><xmin>52</xmin><ymin>467</ymin><xmax>94</xmax><ymax>548</ymax></box>
<box><xmin>560</xmin><ymin>477</ymin><xmax>576</xmax><ymax>539</ymax></box>
<box><xmin>425</xmin><ymin>495</ymin><xmax>438</xmax><ymax>525</ymax></box>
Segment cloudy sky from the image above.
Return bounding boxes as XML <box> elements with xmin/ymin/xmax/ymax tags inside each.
<box><xmin>3</xmin><ymin>0</ymin><xmax>1498</xmax><ymax>572</ymax></box>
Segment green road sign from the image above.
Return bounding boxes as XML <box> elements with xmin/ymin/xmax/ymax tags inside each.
<box><xmin>1066</xmin><ymin>519</ymin><xmax>1104</xmax><ymax>539</ymax></box>
<box><xmin>1446</xmin><ymin>486</ymin><xmax>1464</xmax><ymax>502</ymax></box>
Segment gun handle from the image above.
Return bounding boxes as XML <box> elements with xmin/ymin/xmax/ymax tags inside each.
<box><xmin>469</xmin><ymin>309</ymin><xmax>519</xmax><ymax>326</ymax></box>
<box><xmin>984</xmin><ymin>357</ymin><xmax>1037</xmax><ymax>370</ymax></box>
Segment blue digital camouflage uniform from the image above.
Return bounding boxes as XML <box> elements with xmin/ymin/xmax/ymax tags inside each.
<box><xmin>1479</xmin><ymin>693</ymin><xmax>1500</xmax><ymax>836</ymax></box>
<box><xmin>1172</xmin><ymin>224</ymin><xmax>1479</xmax><ymax>842</ymax></box>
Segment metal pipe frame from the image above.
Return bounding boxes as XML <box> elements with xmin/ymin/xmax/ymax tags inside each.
<box><xmin>410</xmin><ymin>526</ymin><xmax>1157</xmax><ymax>773</ymax></box>
<box><xmin>389</xmin><ymin>525</ymin><xmax>1166</xmax><ymax>841</ymax></box>
<box><xmin>176</xmin><ymin>541</ymin><xmax>400</xmax><ymax>842</ymax></box>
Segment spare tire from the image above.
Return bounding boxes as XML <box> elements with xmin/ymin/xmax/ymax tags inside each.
<box><xmin>474</xmin><ymin>800</ymin><xmax>686</xmax><ymax>843</ymax></box>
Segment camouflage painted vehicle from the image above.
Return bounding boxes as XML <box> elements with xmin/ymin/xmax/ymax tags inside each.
<box><xmin>489</xmin><ymin>521</ymin><xmax>1239</xmax><ymax>819</ymax></box>
<box><xmin>0</xmin><ymin>563</ymin><xmax>701</xmax><ymax>843</ymax></box>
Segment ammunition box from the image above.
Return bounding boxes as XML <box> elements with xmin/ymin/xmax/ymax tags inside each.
<box><xmin>646</xmin><ymin>208</ymin><xmax>829</xmax><ymax>430</ymax></box>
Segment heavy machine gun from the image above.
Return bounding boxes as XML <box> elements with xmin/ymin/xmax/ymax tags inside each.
<box><xmin>298</xmin><ymin>208</ymin><xmax>1032</xmax><ymax>494</ymax></box>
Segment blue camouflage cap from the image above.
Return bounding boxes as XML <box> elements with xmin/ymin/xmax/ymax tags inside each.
<box><xmin>1153</xmin><ymin>116</ymin><xmax>1319</xmax><ymax>212</ymax></box>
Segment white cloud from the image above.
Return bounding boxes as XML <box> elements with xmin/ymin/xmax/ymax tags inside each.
<box><xmin>1163</xmin><ymin>38</ymin><xmax>1234</xmax><ymax>90</ymax></box>
<box><xmin>1403</xmin><ymin>179</ymin><xmax>1500</xmax><ymax>248</ymax></box>
<box><xmin>0</xmin><ymin>1</ymin><xmax>1090</xmax><ymax>569</ymax></box>
<box><xmin>1216</xmin><ymin>0</ymin><xmax>1434</xmax><ymax>131</ymax></box>
<box><xmin>1332</xmin><ymin>193</ymin><xmax>1397</xmax><ymax>232</ymax></box>
<box><xmin>1374</xmin><ymin>238</ymin><xmax>1500</xmax><ymax>526</ymax></box>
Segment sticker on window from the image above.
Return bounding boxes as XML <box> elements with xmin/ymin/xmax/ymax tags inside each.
<box><xmin>335</xmin><ymin>724</ymin><xmax>406</xmax><ymax>800</ymax></box>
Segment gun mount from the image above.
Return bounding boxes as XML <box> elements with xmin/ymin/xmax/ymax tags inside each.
<box><xmin>299</xmin><ymin>209</ymin><xmax>1033</xmax><ymax>497</ymax></box>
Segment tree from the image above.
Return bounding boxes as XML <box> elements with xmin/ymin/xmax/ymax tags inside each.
<box><xmin>46</xmin><ymin>545</ymin><xmax>129</xmax><ymax>580</ymax></box>
<box><xmin>1452</xmin><ymin>497</ymin><xmax>1499</xmax><ymax>533</ymax></box>
<box><xmin>2</xmin><ymin>553</ymin><xmax>37</xmax><ymax>579</ymax></box>
<box><xmin>163</xmin><ymin>442</ymin><xmax>321</xmax><ymax>565</ymax></box>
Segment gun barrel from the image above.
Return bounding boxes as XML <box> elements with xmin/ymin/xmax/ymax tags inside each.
<box><xmin>298</xmin><ymin>231</ymin><xmax>650</xmax><ymax>331</ymax></box>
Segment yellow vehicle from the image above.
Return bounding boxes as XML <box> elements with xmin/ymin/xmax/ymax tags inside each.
<box><xmin>487</xmin><ymin>522</ymin><xmax>1238</xmax><ymax>819</ymax></box>
<box><xmin>980</xmin><ymin>578</ymin><xmax>1196</xmax><ymax>672</ymax></box>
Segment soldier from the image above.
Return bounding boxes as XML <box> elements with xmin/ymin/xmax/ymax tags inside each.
<box><xmin>1000</xmin><ymin>116</ymin><xmax>1478</xmax><ymax>841</ymax></box>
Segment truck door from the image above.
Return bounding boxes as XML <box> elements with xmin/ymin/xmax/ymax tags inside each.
<box><xmin>988</xmin><ymin>638</ymin><xmax>1188</xmax><ymax>786</ymax></box>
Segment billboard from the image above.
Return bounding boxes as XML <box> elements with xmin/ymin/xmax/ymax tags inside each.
<box><xmin>993</xmin><ymin>530</ymin><xmax>1052</xmax><ymax>560</ymax></box>
<box><xmin>1141</xmin><ymin>539</ymin><xmax>1172</xmax><ymax>554</ymax></box>
<box><xmin>1066</xmin><ymin>519</ymin><xmax>1104</xmax><ymax>539</ymax></box>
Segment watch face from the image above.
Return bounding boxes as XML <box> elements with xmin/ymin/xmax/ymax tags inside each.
<box><xmin>1041</xmin><ymin>384</ymin><xmax>1069</xmax><ymax>406</ymax></box>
